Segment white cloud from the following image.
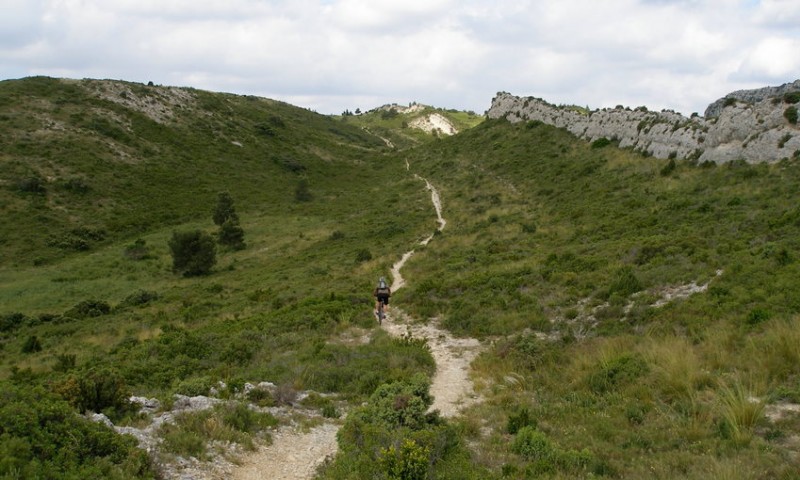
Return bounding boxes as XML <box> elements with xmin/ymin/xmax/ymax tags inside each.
<box><xmin>0</xmin><ymin>0</ymin><xmax>798</xmax><ymax>115</ymax></box>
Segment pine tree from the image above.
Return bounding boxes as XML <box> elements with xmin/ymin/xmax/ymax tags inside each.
<box><xmin>168</xmin><ymin>230</ymin><xmax>216</xmax><ymax>276</ymax></box>
<box><xmin>213</xmin><ymin>191</ymin><xmax>239</xmax><ymax>226</ymax></box>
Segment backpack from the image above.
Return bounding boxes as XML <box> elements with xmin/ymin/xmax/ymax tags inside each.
<box><xmin>376</xmin><ymin>281</ymin><xmax>390</xmax><ymax>295</ymax></box>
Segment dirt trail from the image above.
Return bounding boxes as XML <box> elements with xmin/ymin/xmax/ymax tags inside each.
<box><xmin>386</xmin><ymin>177</ymin><xmax>481</xmax><ymax>417</ymax></box>
<box><xmin>231</xmin><ymin>423</ymin><xmax>339</xmax><ymax>480</ymax></box>
<box><xmin>229</xmin><ymin>174</ymin><xmax>479</xmax><ymax>478</ymax></box>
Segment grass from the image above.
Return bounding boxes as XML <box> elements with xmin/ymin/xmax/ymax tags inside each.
<box><xmin>3</xmin><ymin>77</ymin><xmax>800</xmax><ymax>478</ymax></box>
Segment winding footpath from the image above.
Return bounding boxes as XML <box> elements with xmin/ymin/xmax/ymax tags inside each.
<box><xmin>231</xmin><ymin>173</ymin><xmax>481</xmax><ymax>479</ymax></box>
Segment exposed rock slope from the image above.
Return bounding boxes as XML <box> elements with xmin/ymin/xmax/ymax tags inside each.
<box><xmin>487</xmin><ymin>80</ymin><xmax>800</xmax><ymax>164</ymax></box>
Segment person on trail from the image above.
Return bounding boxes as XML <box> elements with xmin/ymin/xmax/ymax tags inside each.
<box><xmin>374</xmin><ymin>276</ymin><xmax>391</xmax><ymax>317</ymax></box>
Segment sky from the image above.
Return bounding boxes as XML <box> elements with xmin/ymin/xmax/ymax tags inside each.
<box><xmin>1</xmin><ymin>0</ymin><xmax>799</xmax><ymax>116</ymax></box>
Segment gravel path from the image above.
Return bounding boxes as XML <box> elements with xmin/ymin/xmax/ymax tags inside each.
<box><xmin>230</xmin><ymin>423</ymin><xmax>340</xmax><ymax>480</ymax></box>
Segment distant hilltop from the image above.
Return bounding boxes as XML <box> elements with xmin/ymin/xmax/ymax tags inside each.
<box><xmin>487</xmin><ymin>80</ymin><xmax>800</xmax><ymax>163</ymax></box>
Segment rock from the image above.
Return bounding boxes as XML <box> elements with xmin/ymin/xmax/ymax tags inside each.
<box><xmin>704</xmin><ymin>79</ymin><xmax>800</xmax><ymax>118</ymax></box>
<box><xmin>487</xmin><ymin>80</ymin><xmax>800</xmax><ymax>164</ymax></box>
<box><xmin>130</xmin><ymin>396</ymin><xmax>161</xmax><ymax>412</ymax></box>
<box><xmin>88</xmin><ymin>412</ymin><xmax>113</xmax><ymax>427</ymax></box>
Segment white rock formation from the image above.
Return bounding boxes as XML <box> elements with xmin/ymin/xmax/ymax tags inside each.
<box><xmin>487</xmin><ymin>81</ymin><xmax>800</xmax><ymax>164</ymax></box>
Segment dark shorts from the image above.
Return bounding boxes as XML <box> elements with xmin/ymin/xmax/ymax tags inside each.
<box><xmin>377</xmin><ymin>295</ymin><xmax>390</xmax><ymax>305</ymax></box>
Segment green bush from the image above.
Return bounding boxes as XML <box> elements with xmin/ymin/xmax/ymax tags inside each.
<box><xmin>355</xmin><ymin>248</ymin><xmax>373</xmax><ymax>263</ymax></box>
<box><xmin>590</xmin><ymin>137</ymin><xmax>611</xmax><ymax>149</ymax></box>
<box><xmin>213</xmin><ymin>191</ymin><xmax>239</xmax><ymax>226</ymax></box>
<box><xmin>54</xmin><ymin>368</ymin><xmax>132</xmax><ymax>418</ymax></box>
<box><xmin>15</xmin><ymin>175</ymin><xmax>46</xmax><ymax>194</ymax></box>
<box><xmin>218</xmin><ymin>218</ymin><xmax>246</xmax><ymax>250</ymax></box>
<box><xmin>120</xmin><ymin>289</ymin><xmax>159</xmax><ymax>307</ymax></box>
<box><xmin>588</xmin><ymin>354</ymin><xmax>649</xmax><ymax>394</ymax></box>
<box><xmin>123</xmin><ymin>238</ymin><xmax>152</xmax><ymax>260</ymax></box>
<box><xmin>67</xmin><ymin>299</ymin><xmax>111</xmax><ymax>318</ymax></box>
<box><xmin>660</xmin><ymin>159</ymin><xmax>677</xmax><ymax>176</ymax></box>
<box><xmin>785</xmin><ymin>106</ymin><xmax>798</xmax><ymax>125</ymax></box>
<box><xmin>0</xmin><ymin>312</ymin><xmax>28</xmax><ymax>333</ymax></box>
<box><xmin>168</xmin><ymin>230</ymin><xmax>217</xmax><ymax>276</ymax></box>
<box><xmin>21</xmin><ymin>335</ymin><xmax>42</xmax><ymax>353</ymax></box>
<box><xmin>606</xmin><ymin>266</ymin><xmax>643</xmax><ymax>298</ymax></box>
<box><xmin>507</xmin><ymin>406</ymin><xmax>536</xmax><ymax>434</ymax></box>
<box><xmin>512</xmin><ymin>427</ymin><xmax>555</xmax><ymax>461</ymax></box>
<box><xmin>783</xmin><ymin>92</ymin><xmax>800</xmax><ymax>104</ymax></box>
<box><xmin>0</xmin><ymin>384</ymin><xmax>155</xmax><ymax>478</ymax></box>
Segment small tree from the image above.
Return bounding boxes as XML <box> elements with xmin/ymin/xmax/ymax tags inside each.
<box><xmin>219</xmin><ymin>218</ymin><xmax>246</xmax><ymax>250</ymax></box>
<box><xmin>168</xmin><ymin>230</ymin><xmax>216</xmax><ymax>276</ymax></box>
<box><xmin>213</xmin><ymin>191</ymin><xmax>239</xmax><ymax>226</ymax></box>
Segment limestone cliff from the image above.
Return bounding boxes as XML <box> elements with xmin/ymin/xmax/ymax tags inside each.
<box><xmin>487</xmin><ymin>81</ymin><xmax>800</xmax><ymax>163</ymax></box>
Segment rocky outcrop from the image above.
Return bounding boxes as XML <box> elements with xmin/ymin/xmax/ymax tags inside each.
<box><xmin>487</xmin><ymin>81</ymin><xmax>800</xmax><ymax>164</ymax></box>
<box><xmin>705</xmin><ymin>79</ymin><xmax>800</xmax><ymax>118</ymax></box>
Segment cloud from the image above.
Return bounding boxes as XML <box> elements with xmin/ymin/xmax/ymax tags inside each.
<box><xmin>0</xmin><ymin>0</ymin><xmax>798</xmax><ymax>115</ymax></box>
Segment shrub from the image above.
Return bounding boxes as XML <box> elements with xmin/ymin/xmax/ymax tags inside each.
<box><xmin>21</xmin><ymin>335</ymin><xmax>42</xmax><ymax>353</ymax></box>
<box><xmin>606</xmin><ymin>266</ymin><xmax>643</xmax><ymax>298</ymax></box>
<box><xmin>588</xmin><ymin>354</ymin><xmax>649</xmax><ymax>393</ymax></box>
<box><xmin>355</xmin><ymin>248</ymin><xmax>373</xmax><ymax>263</ymax></box>
<box><xmin>54</xmin><ymin>368</ymin><xmax>132</xmax><ymax>418</ymax></box>
<box><xmin>212</xmin><ymin>191</ymin><xmax>239</xmax><ymax>226</ymax></box>
<box><xmin>379</xmin><ymin>439</ymin><xmax>430</xmax><ymax>480</ymax></box>
<box><xmin>120</xmin><ymin>289</ymin><xmax>159</xmax><ymax>307</ymax></box>
<box><xmin>590</xmin><ymin>137</ymin><xmax>611</xmax><ymax>149</ymax></box>
<box><xmin>168</xmin><ymin>230</ymin><xmax>217</xmax><ymax>276</ymax></box>
<box><xmin>15</xmin><ymin>175</ymin><xmax>46</xmax><ymax>194</ymax></box>
<box><xmin>0</xmin><ymin>385</ymin><xmax>155</xmax><ymax>478</ymax></box>
<box><xmin>218</xmin><ymin>218</ymin><xmax>246</xmax><ymax>250</ymax></box>
<box><xmin>778</xmin><ymin>133</ymin><xmax>792</xmax><ymax>148</ymax></box>
<box><xmin>784</xmin><ymin>106</ymin><xmax>798</xmax><ymax>125</ymax></box>
<box><xmin>660</xmin><ymin>159</ymin><xmax>677</xmax><ymax>176</ymax></box>
<box><xmin>53</xmin><ymin>353</ymin><xmax>77</xmax><ymax>372</ymax></box>
<box><xmin>745</xmin><ymin>308</ymin><xmax>771</xmax><ymax>326</ymax></box>
<box><xmin>512</xmin><ymin>427</ymin><xmax>555</xmax><ymax>462</ymax></box>
<box><xmin>507</xmin><ymin>406</ymin><xmax>536</xmax><ymax>434</ymax></box>
<box><xmin>62</xmin><ymin>177</ymin><xmax>90</xmax><ymax>193</ymax></box>
<box><xmin>123</xmin><ymin>238</ymin><xmax>152</xmax><ymax>260</ymax></box>
<box><xmin>723</xmin><ymin>97</ymin><xmax>737</xmax><ymax>107</ymax></box>
<box><xmin>0</xmin><ymin>312</ymin><xmax>27</xmax><ymax>333</ymax></box>
<box><xmin>47</xmin><ymin>227</ymin><xmax>106</xmax><ymax>251</ymax></box>
<box><xmin>67</xmin><ymin>299</ymin><xmax>111</xmax><ymax>318</ymax></box>
<box><xmin>783</xmin><ymin>92</ymin><xmax>800</xmax><ymax>104</ymax></box>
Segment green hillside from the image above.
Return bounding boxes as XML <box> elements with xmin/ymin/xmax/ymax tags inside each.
<box><xmin>1</xmin><ymin>77</ymin><xmax>799</xmax><ymax>479</ymax></box>
<box><xmin>392</xmin><ymin>119</ymin><xmax>800</xmax><ymax>478</ymax></box>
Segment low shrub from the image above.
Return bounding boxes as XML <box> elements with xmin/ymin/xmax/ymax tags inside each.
<box><xmin>783</xmin><ymin>92</ymin><xmax>800</xmax><ymax>104</ymax></box>
<box><xmin>590</xmin><ymin>137</ymin><xmax>611</xmax><ymax>149</ymax></box>
<box><xmin>785</xmin><ymin>106</ymin><xmax>798</xmax><ymax>125</ymax></box>
<box><xmin>53</xmin><ymin>367</ymin><xmax>132</xmax><ymax>419</ymax></box>
<box><xmin>587</xmin><ymin>354</ymin><xmax>649</xmax><ymax>394</ymax></box>
<box><xmin>120</xmin><ymin>290</ymin><xmax>159</xmax><ymax>308</ymax></box>
<box><xmin>123</xmin><ymin>238</ymin><xmax>153</xmax><ymax>260</ymax></box>
<box><xmin>67</xmin><ymin>299</ymin><xmax>111</xmax><ymax>318</ymax></box>
<box><xmin>507</xmin><ymin>406</ymin><xmax>536</xmax><ymax>434</ymax></box>
<box><xmin>21</xmin><ymin>335</ymin><xmax>42</xmax><ymax>353</ymax></box>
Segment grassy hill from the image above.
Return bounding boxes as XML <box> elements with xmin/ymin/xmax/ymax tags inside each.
<box><xmin>1</xmin><ymin>77</ymin><xmax>799</xmax><ymax>479</ymax></box>
<box><xmin>336</xmin><ymin>103</ymin><xmax>484</xmax><ymax>149</ymax></box>
<box><xmin>391</xmin><ymin>119</ymin><xmax>800</xmax><ymax>478</ymax></box>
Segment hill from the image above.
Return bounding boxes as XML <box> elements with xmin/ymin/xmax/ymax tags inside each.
<box><xmin>2</xmin><ymin>76</ymin><xmax>799</xmax><ymax>479</ymax></box>
<box><xmin>336</xmin><ymin>102</ymin><xmax>483</xmax><ymax>149</ymax></box>
<box><xmin>0</xmin><ymin>76</ymin><xmax>397</xmax><ymax>268</ymax></box>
